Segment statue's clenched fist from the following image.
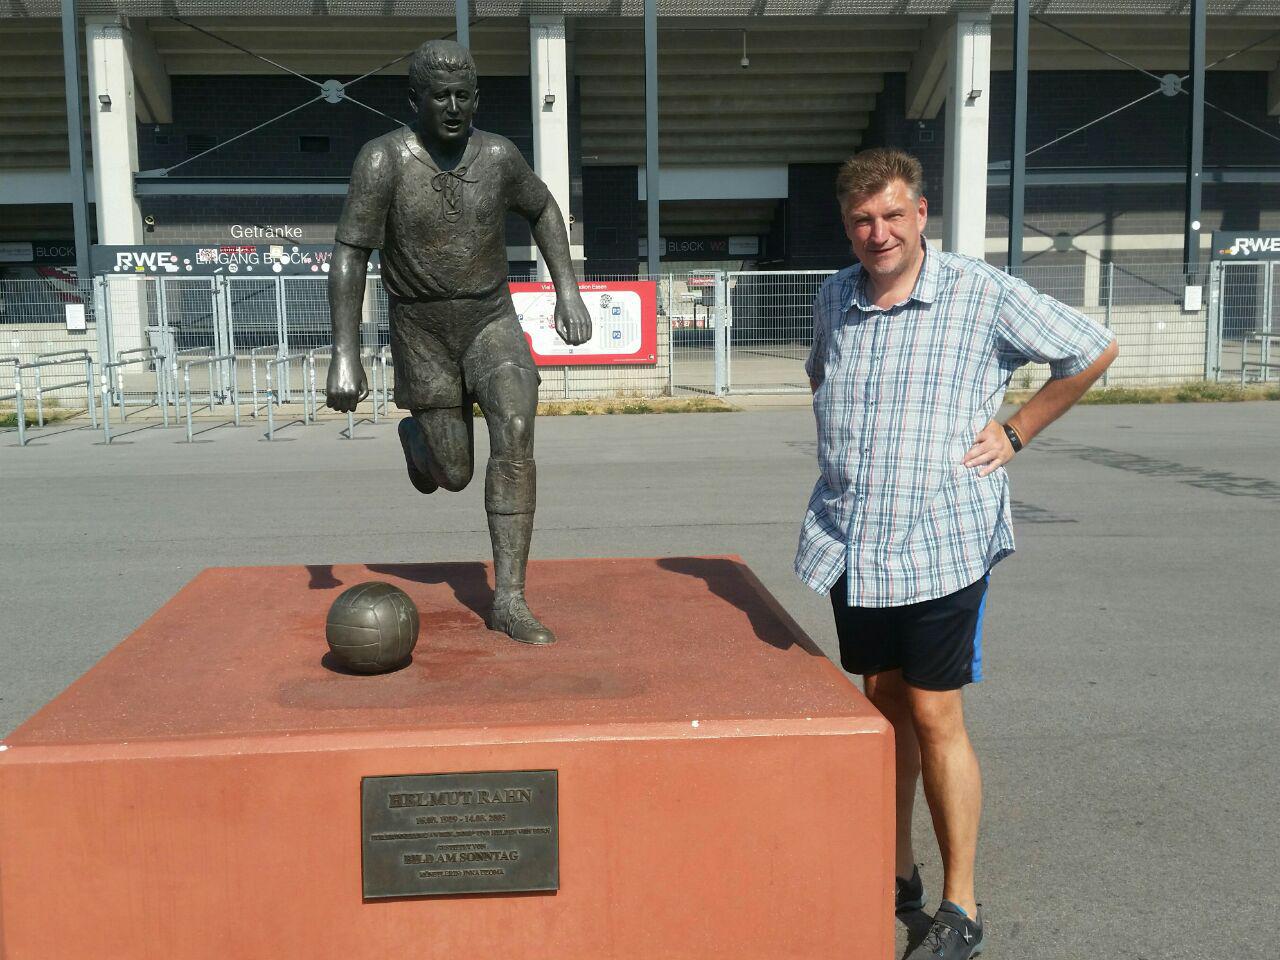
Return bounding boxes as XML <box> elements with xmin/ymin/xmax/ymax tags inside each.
<box><xmin>326</xmin><ymin>351</ymin><xmax>369</xmax><ymax>413</ymax></box>
<box><xmin>555</xmin><ymin>292</ymin><xmax>592</xmax><ymax>347</ymax></box>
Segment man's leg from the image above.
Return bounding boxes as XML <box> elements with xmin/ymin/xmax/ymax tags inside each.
<box><xmin>907</xmin><ymin>684</ymin><xmax>981</xmax><ymax>919</ymax></box>
<box><xmin>864</xmin><ymin>669</ymin><xmax>922</xmax><ymax>883</ymax></box>
<box><xmin>470</xmin><ymin>363</ymin><xmax>553</xmax><ymax>645</ymax></box>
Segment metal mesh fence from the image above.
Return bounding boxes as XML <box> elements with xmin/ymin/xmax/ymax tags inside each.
<box><xmin>725</xmin><ymin>271</ymin><xmax>832</xmax><ymax>394</ymax></box>
<box><xmin>0</xmin><ymin>277</ymin><xmax>98</xmax><ymax>373</ymax></box>
<box><xmin>2</xmin><ymin>261</ymin><xmax>1269</xmax><ymax>442</ymax></box>
<box><xmin>0</xmin><ymin>278</ymin><xmax>102</xmax><ymax>442</ymax></box>
<box><xmin>714</xmin><ymin>261</ymin><xmax>1221</xmax><ymax>393</ymax></box>
<box><xmin>1009</xmin><ymin>261</ymin><xmax>1212</xmax><ymax>388</ymax></box>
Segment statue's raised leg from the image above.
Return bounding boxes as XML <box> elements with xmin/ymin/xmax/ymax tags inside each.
<box><xmin>401</xmin><ymin>404</ymin><xmax>476</xmax><ymax>494</ymax></box>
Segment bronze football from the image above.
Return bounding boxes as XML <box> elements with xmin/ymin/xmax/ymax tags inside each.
<box><xmin>325</xmin><ymin>582</ymin><xmax>420</xmax><ymax>674</ymax></box>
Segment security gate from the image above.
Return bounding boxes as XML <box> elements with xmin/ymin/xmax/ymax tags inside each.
<box><xmin>667</xmin><ymin>270</ymin><xmax>832</xmax><ymax>396</ymax></box>
<box><xmin>1213</xmin><ymin>260</ymin><xmax>1276</xmax><ymax>382</ymax></box>
<box><xmin>723</xmin><ymin>270</ymin><xmax>832</xmax><ymax>394</ymax></box>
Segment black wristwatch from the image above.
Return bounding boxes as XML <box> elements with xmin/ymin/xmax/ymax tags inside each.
<box><xmin>1002</xmin><ymin>422</ymin><xmax>1024</xmax><ymax>453</ymax></box>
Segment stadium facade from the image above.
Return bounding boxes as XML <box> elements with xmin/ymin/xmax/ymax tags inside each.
<box><xmin>2</xmin><ymin>0</ymin><xmax>1280</xmax><ymax>284</ymax></box>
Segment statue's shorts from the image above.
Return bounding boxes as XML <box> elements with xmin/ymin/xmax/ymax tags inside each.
<box><xmin>389</xmin><ymin>287</ymin><xmax>539</xmax><ymax>410</ymax></box>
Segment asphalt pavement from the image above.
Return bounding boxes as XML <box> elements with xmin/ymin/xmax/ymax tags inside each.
<box><xmin>2</xmin><ymin>400</ymin><xmax>1277</xmax><ymax>959</ymax></box>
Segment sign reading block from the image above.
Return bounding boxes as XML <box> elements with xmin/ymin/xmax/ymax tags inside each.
<box><xmin>361</xmin><ymin>770</ymin><xmax>558</xmax><ymax>898</ymax></box>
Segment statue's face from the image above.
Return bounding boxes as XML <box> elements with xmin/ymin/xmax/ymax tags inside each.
<box><xmin>413</xmin><ymin>70</ymin><xmax>478</xmax><ymax>146</ymax></box>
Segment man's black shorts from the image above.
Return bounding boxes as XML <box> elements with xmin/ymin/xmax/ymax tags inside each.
<box><xmin>828</xmin><ymin>574</ymin><xmax>989</xmax><ymax>690</ymax></box>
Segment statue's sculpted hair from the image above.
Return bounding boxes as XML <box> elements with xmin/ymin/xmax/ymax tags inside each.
<box><xmin>836</xmin><ymin>148</ymin><xmax>924</xmax><ymax>207</ymax></box>
<box><xmin>409</xmin><ymin>39</ymin><xmax>477</xmax><ymax>98</ymax></box>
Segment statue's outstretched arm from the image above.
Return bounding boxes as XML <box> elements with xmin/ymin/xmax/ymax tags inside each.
<box><xmin>531</xmin><ymin>196</ymin><xmax>592</xmax><ymax>346</ymax></box>
<box><xmin>325</xmin><ymin>241</ymin><xmax>370</xmax><ymax>412</ymax></box>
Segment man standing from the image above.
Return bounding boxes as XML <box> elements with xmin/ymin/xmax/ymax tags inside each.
<box><xmin>326</xmin><ymin>39</ymin><xmax>591</xmax><ymax>645</ymax></box>
<box><xmin>796</xmin><ymin>148</ymin><xmax>1117</xmax><ymax>959</ymax></box>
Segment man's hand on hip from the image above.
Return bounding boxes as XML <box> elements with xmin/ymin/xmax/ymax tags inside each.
<box><xmin>963</xmin><ymin>419</ymin><xmax>1016</xmax><ymax>477</ymax></box>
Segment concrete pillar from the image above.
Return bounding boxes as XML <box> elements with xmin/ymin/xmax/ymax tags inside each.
<box><xmin>1083</xmin><ymin>255</ymin><xmax>1102</xmax><ymax>309</ymax></box>
<box><xmin>530</xmin><ymin>16</ymin><xmax>574</xmax><ymax>280</ymax></box>
<box><xmin>942</xmin><ymin>12</ymin><xmax>991</xmax><ymax>259</ymax></box>
<box><xmin>86</xmin><ymin>17</ymin><xmax>143</xmax><ymax>247</ymax></box>
<box><xmin>87</xmin><ymin>17</ymin><xmax>148</xmax><ymax>356</ymax></box>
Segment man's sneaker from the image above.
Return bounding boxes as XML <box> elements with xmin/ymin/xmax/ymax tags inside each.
<box><xmin>896</xmin><ymin>865</ymin><xmax>925</xmax><ymax>912</ymax></box>
<box><xmin>905</xmin><ymin>900</ymin><xmax>984</xmax><ymax>959</ymax></box>
<box><xmin>398</xmin><ymin>418</ymin><xmax>438</xmax><ymax>495</ymax></box>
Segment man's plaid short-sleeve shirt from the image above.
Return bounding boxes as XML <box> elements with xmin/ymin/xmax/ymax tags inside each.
<box><xmin>796</xmin><ymin>241</ymin><xmax>1115</xmax><ymax>607</ymax></box>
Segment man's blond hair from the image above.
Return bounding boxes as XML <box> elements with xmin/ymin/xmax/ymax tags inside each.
<box><xmin>836</xmin><ymin>148</ymin><xmax>924</xmax><ymax>207</ymax></box>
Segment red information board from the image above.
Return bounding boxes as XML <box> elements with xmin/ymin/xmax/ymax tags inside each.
<box><xmin>511</xmin><ymin>281</ymin><xmax>658</xmax><ymax>366</ymax></box>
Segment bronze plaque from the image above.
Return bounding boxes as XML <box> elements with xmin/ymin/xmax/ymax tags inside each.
<box><xmin>361</xmin><ymin>770</ymin><xmax>558</xmax><ymax>898</ymax></box>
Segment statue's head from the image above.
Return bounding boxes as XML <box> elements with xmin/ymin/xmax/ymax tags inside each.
<box><xmin>408</xmin><ymin>39</ymin><xmax>479</xmax><ymax>147</ymax></box>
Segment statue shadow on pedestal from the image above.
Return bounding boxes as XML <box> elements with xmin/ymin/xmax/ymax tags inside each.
<box><xmin>305</xmin><ymin>562</ymin><xmax>492</xmax><ymax>621</ymax></box>
<box><xmin>656</xmin><ymin>557</ymin><xmax>824</xmax><ymax>656</ymax></box>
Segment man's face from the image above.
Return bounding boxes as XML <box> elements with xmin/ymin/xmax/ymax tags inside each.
<box><xmin>841</xmin><ymin>179</ymin><xmax>928</xmax><ymax>285</ymax></box>
<box><xmin>413</xmin><ymin>70</ymin><xmax>478</xmax><ymax>146</ymax></box>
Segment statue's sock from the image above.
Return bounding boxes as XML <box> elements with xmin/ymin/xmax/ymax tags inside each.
<box><xmin>484</xmin><ymin>457</ymin><xmax>535</xmax><ymax>515</ymax></box>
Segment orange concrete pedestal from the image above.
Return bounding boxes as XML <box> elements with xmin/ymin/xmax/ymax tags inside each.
<box><xmin>0</xmin><ymin>558</ymin><xmax>892</xmax><ymax>960</ymax></box>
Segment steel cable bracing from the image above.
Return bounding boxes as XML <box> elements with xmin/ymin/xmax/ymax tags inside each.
<box><xmin>158</xmin><ymin>95</ymin><xmax>327</xmax><ymax>176</ymax></box>
<box><xmin>168</xmin><ymin>16</ymin><xmax>323</xmax><ymax>86</ymax></box>
<box><xmin>1031</xmin><ymin>16</ymin><xmax>1168</xmax><ymax>83</ymax></box>
<box><xmin>1024</xmin><ymin>89</ymin><xmax>1163</xmax><ymax>158</ymax></box>
<box><xmin>144</xmin><ymin>16</ymin><xmax>485</xmax><ymax>178</ymax></box>
<box><xmin>337</xmin><ymin>93</ymin><xmax>408</xmax><ymax>129</ymax></box>
<box><xmin>1186</xmin><ymin>27</ymin><xmax>1280</xmax><ymax>146</ymax></box>
<box><xmin>1023</xmin><ymin>15</ymin><xmax>1280</xmax><ymax>158</ymax></box>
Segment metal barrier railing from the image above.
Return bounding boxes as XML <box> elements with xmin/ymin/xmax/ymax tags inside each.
<box><xmin>101</xmin><ymin>349</ymin><xmax>167</xmax><ymax>444</ymax></box>
<box><xmin>183</xmin><ymin>353</ymin><xmax>242</xmax><ymax>442</ymax></box>
<box><xmin>249</xmin><ymin>344</ymin><xmax>280</xmax><ymax>419</ymax></box>
<box><xmin>304</xmin><ymin>344</ymin><xmax>331</xmax><ymax>427</ymax></box>
<box><xmin>12</xmin><ymin>351</ymin><xmax>99</xmax><ymax>447</ymax></box>
<box><xmin>172</xmin><ymin>346</ymin><xmax>223</xmax><ymax>422</ymax></box>
<box><xmin>264</xmin><ymin>353</ymin><xmax>308</xmax><ymax>441</ymax></box>
<box><xmin>110</xmin><ymin>346</ymin><xmax>170</xmax><ymax>424</ymax></box>
<box><xmin>305</xmin><ymin>344</ymin><xmax>362</xmax><ymax>439</ymax></box>
<box><xmin>1</xmin><ymin>358</ymin><xmax>20</xmax><ymax>445</ymax></box>
<box><xmin>372</xmin><ymin>345</ymin><xmax>392</xmax><ymax>422</ymax></box>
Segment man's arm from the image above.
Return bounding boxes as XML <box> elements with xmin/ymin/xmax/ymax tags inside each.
<box><xmin>806</xmin><ymin>296</ymin><xmax>827</xmax><ymax>394</ymax></box>
<box><xmin>963</xmin><ymin>339</ymin><xmax>1118</xmax><ymax>476</ymax></box>
<box><xmin>1007</xmin><ymin>338</ymin><xmax>1118</xmax><ymax>442</ymax></box>
<box><xmin>325</xmin><ymin>241</ymin><xmax>370</xmax><ymax>412</ymax></box>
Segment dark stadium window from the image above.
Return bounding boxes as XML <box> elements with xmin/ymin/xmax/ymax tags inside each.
<box><xmin>299</xmin><ymin>135</ymin><xmax>331</xmax><ymax>153</ymax></box>
<box><xmin>186</xmin><ymin>134</ymin><xmax>217</xmax><ymax>155</ymax></box>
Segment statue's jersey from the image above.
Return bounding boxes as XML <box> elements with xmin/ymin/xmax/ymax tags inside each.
<box><xmin>335</xmin><ymin>126</ymin><xmax>550</xmax><ymax>302</ymax></box>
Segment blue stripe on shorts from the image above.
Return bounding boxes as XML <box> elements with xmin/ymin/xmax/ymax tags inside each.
<box><xmin>971</xmin><ymin>575</ymin><xmax>989</xmax><ymax>683</ymax></box>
